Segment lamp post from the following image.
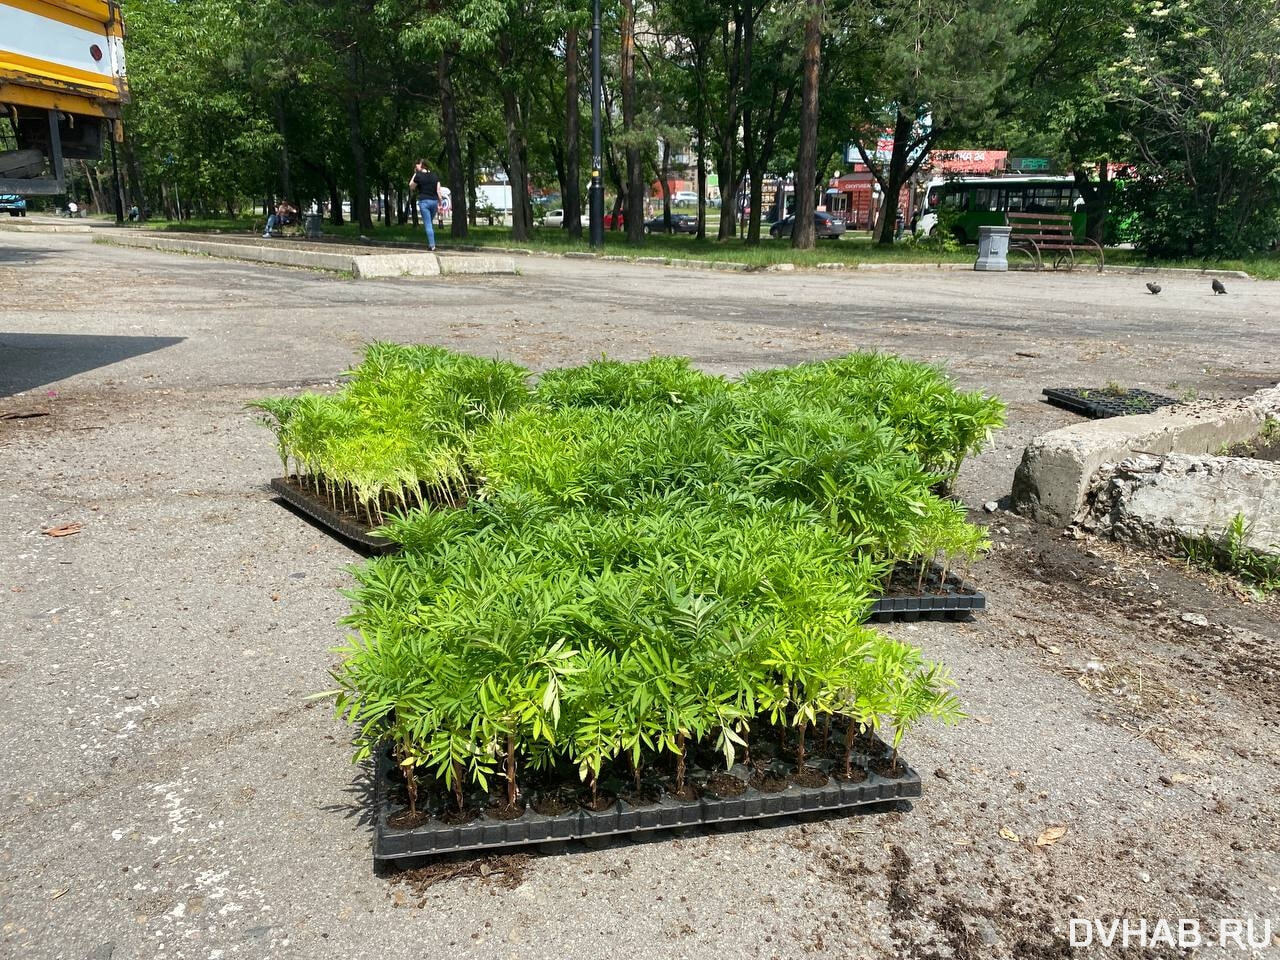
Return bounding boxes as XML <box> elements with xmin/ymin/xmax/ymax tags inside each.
<box><xmin>588</xmin><ymin>0</ymin><xmax>604</xmax><ymax>248</ymax></box>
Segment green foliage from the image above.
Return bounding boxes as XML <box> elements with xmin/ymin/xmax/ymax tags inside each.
<box><xmin>249</xmin><ymin>343</ymin><xmax>529</xmax><ymax>520</ymax></box>
<box><xmin>1179</xmin><ymin>512</ymin><xmax>1280</xmax><ymax>596</ymax></box>
<box><xmin>263</xmin><ymin>347</ymin><xmax>1001</xmax><ymax>813</ymax></box>
<box><xmin>1105</xmin><ymin>0</ymin><xmax>1280</xmax><ymax>257</ymax></box>
<box><xmin>535</xmin><ymin>355</ymin><xmax>729</xmax><ymax>409</ymax></box>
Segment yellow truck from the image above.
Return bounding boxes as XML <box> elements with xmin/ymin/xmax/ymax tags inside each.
<box><xmin>0</xmin><ymin>0</ymin><xmax>128</xmax><ymax>195</ymax></box>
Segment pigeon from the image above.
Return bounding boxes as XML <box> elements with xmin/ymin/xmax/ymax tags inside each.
<box><xmin>1212</xmin><ymin>278</ymin><xmax>1227</xmax><ymax>295</ymax></box>
<box><xmin>1146</xmin><ymin>282</ymin><xmax>1161</xmax><ymax>295</ymax></box>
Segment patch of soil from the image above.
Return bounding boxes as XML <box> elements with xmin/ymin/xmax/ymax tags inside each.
<box><xmin>835</xmin><ymin>766</ymin><xmax>868</xmax><ymax>784</ymax></box>
<box><xmin>531</xmin><ymin>791</ymin><xmax>574</xmax><ymax>816</ymax></box>
<box><xmin>619</xmin><ymin>782</ymin><xmax>663</xmax><ymax>807</ymax></box>
<box><xmin>749</xmin><ymin>769</ymin><xmax>789</xmax><ymax>793</ymax></box>
<box><xmin>578</xmin><ymin>790</ymin><xmax>619</xmax><ymax>812</ymax></box>
<box><xmin>668</xmin><ymin>784</ymin><xmax>698</xmax><ymax>803</ymax></box>
<box><xmin>703</xmin><ymin>772</ymin><xmax>747</xmax><ymax>797</ymax></box>
<box><xmin>438</xmin><ymin>806</ymin><xmax>482</xmax><ymax>825</ymax></box>
<box><xmin>484</xmin><ymin>799</ymin><xmax>526</xmax><ymax>821</ymax></box>
<box><xmin>869</xmin><ymin>755</ymin><xmax>906</xmax><ymax>779</ymax></box>
<box><xmin>789</xmin><ymin>766</ymin><xmax>829</xmax><ymax>788</ymax></box>
<box><xmin>386</xmin><ymin>808</ymin><xmax>430</xmax><ymax>830</ymax></box>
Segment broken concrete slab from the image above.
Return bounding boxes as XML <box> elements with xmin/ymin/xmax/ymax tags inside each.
<box><xmin>1011</xmin><ymin>385</ymin><xmax>1280</xmax><ymax>525</ymax></box>
<box><xmin>1080</xmin><ymin>453</ymin><xmax>1280</xmax><ymax>557</ymax></box>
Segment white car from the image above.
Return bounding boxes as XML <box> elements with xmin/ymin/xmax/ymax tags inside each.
<box><xmin>673</xmin><ymin>191</ymin><xmax>699</xmax><ymax>205</ymax></box>
<box><xmin>544</xmin><ymin>208</ymin><xmax>565</xmax><ymax>227</ymax></box>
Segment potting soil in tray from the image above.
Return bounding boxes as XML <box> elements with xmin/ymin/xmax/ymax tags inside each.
<box><xmin>1042</xmin><ymin>387</ymin><xmax>1180</xmax><ymax>420</ymax></box>
<box><xmin>868</xmin><ymin>565</ymin><xmax>986</xmax><ymax>622</ymax></box>
<box><xmin>373</xmin><ymin>737</ymin><xmax>921</xmax><ymax>861</ymax></box>
<box><xmin>270</xmin><ymin>476</ymin><xmax>397</xmax><ymax>554</ymax></box>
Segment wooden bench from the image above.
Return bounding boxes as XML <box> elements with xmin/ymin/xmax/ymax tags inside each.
<box><xmin>1007</xmin><ymin>212</ymin><xmax>1104</xmax><ymax>272</ymax></box>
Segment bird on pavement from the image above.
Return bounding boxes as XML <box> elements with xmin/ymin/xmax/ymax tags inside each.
<box><xmin>1146</xmin><ymin>282</ymin><xmax>1161</xmax><ymax>295</ymax></box>
<box><xmin>1212</xmin><ymin>278</ymin><xmax>1227</xmax><ymax>295</ymax></box>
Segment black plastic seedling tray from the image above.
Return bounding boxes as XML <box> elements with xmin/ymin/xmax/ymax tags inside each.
<box><xmin>270</xmin><ymin>476</ymin><xmax>397</xmax><ymax>554</ymax></box>
<box><xmin>867</xmin><ymin>587</ymin><xmax>986</xmax><ymax>622</ymax></box>
<box><xmin>1042</xmin><ymin>387</ymin><xmax>1179</xmax><ymax>420</ymax></box>
<box><xmin>373</xmin><ymin>744</ymin><xmax>922</xmax><ymax>862</ymax></box>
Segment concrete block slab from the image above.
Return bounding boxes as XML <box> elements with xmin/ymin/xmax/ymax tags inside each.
<box><xmin>436</xmin><ymin>255</ymin><xmax>516</xmax><ymax>275</ymax></box>
<box><xmin>352</xmin><ymin>253</ymin><xmax>441</xmax><ymax>278</ymax></box>
<box><xmin>1083</xmin><ymin>454</ymin><xmax>1280</xmax><ymax>557</ymax></box>
<box><xmin>1011</xmin><ymin>385</ymin><xmax>1280</xmax><ymax>524</ymax></box>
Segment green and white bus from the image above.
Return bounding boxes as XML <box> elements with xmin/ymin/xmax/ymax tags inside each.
<box><xmin>915</xmin><ymin>176</ymin><xmax>1086</xmax><ymax>243</ymax></box>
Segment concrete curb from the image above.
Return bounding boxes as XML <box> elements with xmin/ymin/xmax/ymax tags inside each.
<box><xmin>0</xmin><ymin>221</ymin><xmax>93</xmax><ymax>233</ymax></box>
<box><xmin>95</xmin><ymin>233</ymin><xmax>513</xmax><ymax>278</ymax></box>
<box><xmin>1011</xmin><ymin>385</ymin><xmax>1280</xmax><ymax>525</ymax></box>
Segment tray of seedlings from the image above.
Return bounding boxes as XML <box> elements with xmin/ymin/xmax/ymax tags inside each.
<box><xmin>373</xmin><ymin>723</ymin><xmax>921</xmax><ymax>860</ymax></box>
<box><xmin>1042</xmin><ymin>385</ymin><xmax>1179</xmax><ymax>419</ymax></box>
<box><xmin>254</xmin><ymin>346</ymin><xmax>1006</xmax><ymax>863</ymax></box>
<box><xmin>868</xmin><ymin>565</ymin><xmax>986</xmax><ymax>622</ymax></box>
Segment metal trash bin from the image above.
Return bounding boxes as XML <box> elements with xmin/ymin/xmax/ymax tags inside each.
<box><xmin>304</xmin><ymin>213</ymin><xmax>323</xmax><ymax>239</ymax></box>
<box><xmin>974</xmin><ymin>225</ymin><xmax>1012</xmax><ymax>272</ymax></box>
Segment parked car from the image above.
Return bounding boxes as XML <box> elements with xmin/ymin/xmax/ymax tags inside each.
<box><xmin>604</xmin><ymin>210</ymin><xmax>625</xmax><ymax>229</ymax></box>
<box><xmin>672</xmin><ymin>190</ymin><xmax>699</xmax><ymax>205</ymax></box>
<box><xmin>1</xmin><ymin>194</ymin><xmax>27</xmax><ymax>216</ymax></box>
<box><xmin>768</xmin><ymin>211</ymin><xmax>847</xmax><ymax>240</ymax></box>
<box><xmin>643</xmin><ymin>213</ymin><xmax>697</xmax><ymax>235</ymax></box>
<box><xmin>544</xmin><ymin>208</ymin><xmax>565</xmax><ymax>227</ymax></box>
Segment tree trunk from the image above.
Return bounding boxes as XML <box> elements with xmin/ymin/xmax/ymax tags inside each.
<box><xmin>694</xmin><ymin>43</ymin><xmax>708</xmax><ymax>240</ymax></box>
<box><xmin>326</xmin><ymin>174</ymin><xmax>343</xmax><ymax>226</ymax></box>
<box><xmin>438</xmin><ymin>49</ymin><xmax>468</xmax><ymax>239</ymax></box>
<box><xmin>272</xmin><ymin>92</ymin><xmax>295</xmax><ymax>206</ymax></box>
<box><xmin>621</xmin><ymin>0</ymin><xmax>644</xmax><ymax>244</ymax></box>
<box><xmin>1073</xmin><ymin>161</ymin><xmax>1110</xmax><ymax>244</ymax></box>
<box><xmin>792</xmin><ymin>0</ymin><xmax>822</xmax><ymax>250</ymax></box>
<box><xmin>500</xmin><ymin>38</ymin><xmax>532</xmax><ymax>242</ymax></box>
<box><xmin>564</xmin><ymin>25</ymin><xmax>582</xmax><ymax>238</ymax></box>
<box><xmin>873</xmin><ymin>112</ymin><xmax>913</xmax><ymax>245</ymax></box>
<box><xmin>467</xmin><ymin>138</ymin><xmax>478</xmax><ymax>227</ymax></box>
<box><xmin>502</xmin><ymin>87</ymin><xmax>531</xmax><ymax>241</ymax></box>
<box><xmin>344</xmin><ymin>53</ymin><xmax>373</xmax><ymax>231</ymax></box>
<box><xmin>660</xmin><ymin>140</ymin><xmax>672</xmax><ymax>232</ymax></box>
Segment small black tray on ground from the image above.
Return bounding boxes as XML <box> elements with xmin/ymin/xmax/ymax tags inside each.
<box><xmin>867</xmin><ymin>565</ymin><xmax>986</xmax><ymax>622</ymax></box>
<box><xmin>1042</xmin><ymin>387</ymin><xmax>1179</xmax><ymax>420</ymax></box>
<box><xmin>373</xmin><ymin>743</ymin><xmax>921</xmax><ymax>862</ymax></box>
<box><xmin>867</xmin><ymin>587</ymin><xmax>986</xmax><ymax>622</ymax></box>
<box><xmin>270</xmin><ymin>476</ymin><xmax>396</xmax><ymax>554</ymax></box>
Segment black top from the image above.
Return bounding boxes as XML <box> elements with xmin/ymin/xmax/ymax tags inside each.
<box><xmin>412</xmin><ymin>170</ymin><xmax>440</xmax><ymax>201</ymax></box>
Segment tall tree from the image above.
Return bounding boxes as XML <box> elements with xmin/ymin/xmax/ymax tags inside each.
<box><xmin>791</xmin><ymin>0</ymin><xmax>822</xmax><ymax>248</ymax></box>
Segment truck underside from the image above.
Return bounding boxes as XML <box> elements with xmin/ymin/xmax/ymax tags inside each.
<box><xmin>1</xmin><ymin>0</ymin><xmax>128</xmax><ymax>194</ymax></box>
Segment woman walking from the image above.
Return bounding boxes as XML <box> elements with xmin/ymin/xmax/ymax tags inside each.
<box><xmin>409</xmin><ymin>160</ymin><xmax>440</xmax><ymax>250</ymax></box>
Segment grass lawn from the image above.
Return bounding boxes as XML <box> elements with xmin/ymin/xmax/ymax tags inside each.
<box><xmin>132</xmin><ymin>215</ymin><xmax>1280</xmax><ymax>279</ymax></box>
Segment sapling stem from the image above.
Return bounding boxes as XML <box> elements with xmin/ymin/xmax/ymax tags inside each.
<box><xmin>675</xmin><ymin>732</ymin><xmax>686</xmax><ymax>793</ymax></box>
<box><xmin>844</xmin><ymin>716</ymin><xmax>857</xmax><ymax>779</ymax></box>
<box><xmin>505</xmin><ymin>734</ymin><xmax>518</xmax><ymax>809</ymax></box>
<box><xmin>822</xmin><ymin>716</ymin><xmax>832</xmax><ymax>751</ymax></box>
<box><xmin>795</xmin><ymin>718</ymin><xmax>808</xmax><ymax>768</ymax></box>
<box><xmin>452</xmin><ymin>760</ymin><xmax>465</xmax><ymax>812</ymax></box>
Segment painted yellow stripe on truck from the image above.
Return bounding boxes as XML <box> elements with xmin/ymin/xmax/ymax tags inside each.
<box><xmin>0</xmin><ymin>80</ymin><xmax>119</xmax><ymax>117</ymax></box>
<box><xmin>0</xmin><ymin>50</ymin><xmax>120</xmax><ymax>93</ymax></box>
<box><xmin>0</xmin><ymin>0</ymin><xmax>121</xmax><ymax>35</ymax></box>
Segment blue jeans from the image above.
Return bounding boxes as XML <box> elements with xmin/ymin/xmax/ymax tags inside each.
<box><xmin>418</xmin><ymin>199</ymin><xmax>438</xmax><ymax>247</ymax></box>
<box><xmin>264</xmin><ymin>214</ymin><xmax>279</xmax><ymax>235</ymax></box>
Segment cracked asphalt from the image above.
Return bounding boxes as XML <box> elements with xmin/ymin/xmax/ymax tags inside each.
<box><xmin>1</xmin><ymin>226</ymin><xmax>1278</xmax><ymax>960</ymax></box>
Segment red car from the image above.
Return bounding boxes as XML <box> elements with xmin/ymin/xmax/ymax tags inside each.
<box><xmin>604</xmin><ymin>211</ymin><xmax>625</xmax><ymax>229</ymax></box>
